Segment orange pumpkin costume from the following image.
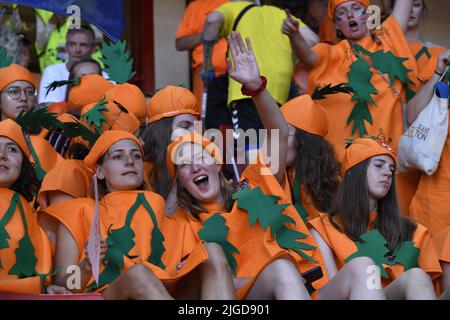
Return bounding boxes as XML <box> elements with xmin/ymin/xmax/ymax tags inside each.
<box><xmin>67</xmin><ymin>74</ymin><xmax>114</xmax><ymax>110</ymax></box>
<box><xmin>0</xmin><ymin>120</ymin><xmax>53</xmax><ymax>294</ymax></box>
<box><xmin>0</xmin><ymin>64</ymin><xmax>38</xmax><ymax>91</ymax></box>
<box><xmin>41</xmin><ymin>130</ymin><xmax>208</xmax><ymax>293</ymax></box>
<box><xmin>431</xmin><ymin>225</ymin><xmax>450</xmax><ymax>265</ymax></box>
<box><xmin>104</xmin><ymin>83</ymin><xmax>148</xmax><ymax>124</ymax></box>
<box><xmin>176</xmin><ymin>0</ymin><xmax>229</xmax><ymax>105</ymax></box>
<box><xmin>167</xmin><ymin>133</ymin><xmax>327</xmax><ymax>299</ymax></box>
<box><xmin>281</xmin><ymin>95</ymin><xmax>331</xmax><ymax>222</ymax></box>
<box><xmin>147</xmin><ymin>85</ymin><xmax>200</xmax><ymax>123</ymax></box>
<box><xmin>298</xmin><ymin>15</ymin><xmax>419</xmax><ymax>162</ymax></box>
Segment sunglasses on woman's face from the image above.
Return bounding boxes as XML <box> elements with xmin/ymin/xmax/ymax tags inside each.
<box><xmin>1</xmin><ymin>86</ymin><xmax>36</xmax><ymax>100</ymax></box>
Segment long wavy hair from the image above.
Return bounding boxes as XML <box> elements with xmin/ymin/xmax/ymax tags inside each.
<box><xmin>140</xmin><ymin>117</ymin><xmax>174</xmax><ymax>198</ymax></box>
<box><xmin>329</xmin><ymin>159</ymin><xmax>416</xmax><ymax>252</ymax></box>
<box><xmin>10</xmin><ymin>156</ymin><xmax>39</xmax><ymax>202</ymax></box>
<box><xmin>290</xmin><ymin>128</ymin><xmax>341</xmax><ymax>213</ymax></box>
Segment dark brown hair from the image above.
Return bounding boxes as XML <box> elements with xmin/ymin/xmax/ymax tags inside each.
<box><xmin>291</xmin><ymin>129</ymin><xmax>341</xmax><ymax>213</ymax></box>
<box><xmin>10</xmin><ymin>156</ymin><xmax>39</xmax><ymax>202</ymax></box>
<box><xmin>329</xmin><ymin>159</ymin><xmax>416</xmax><ymax>251</ymax></box>
<box><xmin>140</xmin><ymin>117</ymin><xmax>175</xmax><ymax>198</ymax></box>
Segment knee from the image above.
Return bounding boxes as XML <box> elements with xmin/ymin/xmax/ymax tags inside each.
<box><xmin>346</xmin><ymin>257</ymin><xmax>377</xmax><ymax>279</ymax></box>
<box><xmin>402</xmin><ymin>268</ymin><xmax>432</xmax><ymax>286</ymax></box>
<box><xmin>265</xmin><ymin>258</ymin><xmax>302</xmax><ymax>285</ymax></box>
<box><xmin>125</xmin><ymin>264</ymin><xmax>156</xmax><ymax>284</ymax></box>
<box><xmin>204</xmin><ymin>243</ymin><xmax>230</xmax><ymax>272</ymax></box>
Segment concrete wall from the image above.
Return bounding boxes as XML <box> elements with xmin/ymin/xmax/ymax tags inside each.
<box><xmin>153</xmin><ymin>0</ymin><xmax>190</xmax><ymax>90</ymax></box>
<box><xmin>422</xmin><ymin>0</ymin><xmax>450</xmax><ymax>48</ymax></box>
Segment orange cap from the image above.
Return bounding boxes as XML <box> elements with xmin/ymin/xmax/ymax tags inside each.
<box><xmin>67</xmin><ymin>74</ymin><xmax>113</xmax><ymax>110</ymax></box>
<box><xmin>166</xmin><ymin>132</ymin><xmax>222</xmax><ymax>178</ymax></box>
<box><xmin>80</xmin><ymin>100</ymin><xmax>140</xmax><ymax>135</ymax></box>
<box><xmin>281</xmin><ymin>95</ymin><xmax>329</xmax><ymax>137</ymax></box>
<box><xmin>0</xmin><ymin>119</ymin><xmax>30</xmax><ymax>158</ymax></box>
<box><xmin>328</xmin><ymin>0</ymin><xmax>370</xmax><ymax>19</ymax></box>
<box><xmin>341</xmin><ymin>138</ymin><xmax>397</xmax><ymax>175</ymax></box>
<box><xmin>104</xmin><ymin>83</ymin><xmax>147</xmax><ymax>124</ymax></box>
<box><xmin>84</xmin><ymin>130</ymin><xmax>143</xmax><ymax>173</ymax></box>
<box><xmin>147</xmin><ymin>86</ymin><xmax>199</xmax><ymax>123</ymax></box>
<box><xmin>0</xmin><ymin>64</ymin><xmax>37</xmax><ymax>91</ymax></box>
<box><xmin>48</xmin><ymin>101</ymin><xmax>69</xmax><ymax>115</ymax></box>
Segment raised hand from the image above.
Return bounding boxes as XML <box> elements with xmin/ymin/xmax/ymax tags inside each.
<box><xmin>282</xmin><ymin>9</ymin><xmax>299</xmax><ymax>38</ymax></box>
<box><xmin>227</xmin><ymin>31</ymin><xmax>262</xmax><ymax>90</ymax></box>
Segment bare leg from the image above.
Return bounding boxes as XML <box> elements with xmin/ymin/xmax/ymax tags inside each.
<box><xmin>439</xmin><ymin>262</ymin><xmax>450</xmax><ymax>300</ymax></box>
<box><xmin>318</xmin><ymin>257</ymin><xmax>386</xmax><ymax>300</ymax></box>
<box><xmin>103</xmin><ymin>264</ymin><xmax>173</xmax><ymax>300</ymax></box>
<box><xmin>384</xmin><ymin>268</ymin><xmax>437</xmax><ymax>300</ymax></box>
<box><xmin>239</xmin><ymin>257</ymin><xmax>311</xmax><ymax>300</ymax></box>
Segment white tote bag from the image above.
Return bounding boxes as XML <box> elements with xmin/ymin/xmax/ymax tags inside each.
<box><xmin>398</xmin><ymin>81</ymin><xmax>449</xmax><ymax>175</ymax></box>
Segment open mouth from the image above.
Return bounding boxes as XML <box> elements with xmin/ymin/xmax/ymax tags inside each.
<box><xmin>122</xmin><ymin>171</ymin><xmax>137</xmax><ymax>176</ymax></box>
<box><xmin>193</xmin><ymin>174</ymin><xmax>209</xmax><ymax>189</ymax></box>
<box><xmin>349</xmin><ymin>20</ymin><xmax>359</xmax><ymax>31</ymax></box>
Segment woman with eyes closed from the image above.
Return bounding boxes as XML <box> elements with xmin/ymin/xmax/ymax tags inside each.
<box><xmin>140</xmin><ymin>85</ymin><xmax>201</xmax><ymax>213</ymax></box>
<box><xmin>42</xmin><ymin>130</ymin><xmax>235</xmax><ymax>299</ymax></box>
<box><xmin>309</xmin><ymin>138</ymin><xmax>442</xmax><ymax>299</ymax></box>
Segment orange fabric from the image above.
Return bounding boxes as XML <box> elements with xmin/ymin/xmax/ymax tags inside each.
<box><xmin>0</xmin><ymin>64</ymin><xmax>37</xmax><ymax>91</ymax></box>
<box><xmin>327</xmin><ymin>0</ymin><xmax>370</xmax><ymax>19</ymax></box>
<box><xmin>104</xmin><ymin>83</ymin><xmax>148</xmax><ymax>124</ymax></box>
<box><xmin>47</xmin><ymin>101</ymin><xmax>69</xmax><ymax>115</ymax></box>
<box><xmin>309</xmin><ymin>212</ymin><xmax>442</xmax><ymax>286</ymax></box>
<box><xmin>147</xmin><ymin>86</ymin><xmax>200</xmax><ymax>123</ymax></box>
<box><xmin>0</xmin><ymin>119</ymin><xmax>30</xmax><ymax>158</ymax></box>
<box><xmin>281</xmin><ymin>95</ymin><xmax>328</xmax><ymax>137</ymax></box>
<box><xmin>176</xmin><ymin>0</ymin><xmax>228</xmax><ymax>74</ymax></box>
<box><xmin>29</xmin><ymin>135</ymin><xmax>64</xmax><ymax>175</ymax></box>
<box><xmin>80</xmin><ymin>100</ymin><xmax>140</xmax><ymax>135</ymax></box>
<box><xmin>84</xmin><ymin>130</ymin><xmax>142</xmax><ymax>174</ymax></box>
<box><xmin>166</xmin><ymin>132</ymin><xmax>223</xmax><ymax>177</ymax></box>
<box><xmin>286</xmin><ymin>169</ymin><xmax>321</xmax><ymax>221</ymax></box>
<box><xmin>342</xmin><ymin>138</ymin><xmax>396</xmax><ymax>175</ymax></box>
<box><xmin>42</xmin><ymin>191</ymin><xmax>208</xmax><ymax>292</ymax></box>
<box><xmin>0</xmin><ymin>188</ymin><xmax>52</xmax><ymax>294</ymax></box>
<box><xmin>410</xmin><ymin>43</ymin><xmax>445</xmax><ymax>86</ymax></box>
<box><xmin>176</xmin><ymin>155</ymin><xmax>328</xmax><ymax>298</ymax></box>
<box><xmin>431</xmin><ymin>225</ymin><xmax>450</xmax><ymax>264</ymax></box>
<box><xmin>396</xmin><ymin>170</ymin><xmax>421</xmax><ymax>217</ymax></box>
<box><xmin>38</xmin><ymin>159</ymin><xmax>93</xmax><ymax>208</ymax></box>
<box><xmin>67</xmin><ymin>74</ymin><xmax>113</xmax><ymax>110</ymax></box>
<box><xmin>319</xmin><ymin>16</ymin><xmax>339</xmax><ymax>44</ymax></box>
<box><xmin>299</xmin><ymin>17</ymin><xmax>419</xmax><ymax>162</ymax></box>
<box><xmin>410</xmin><ymin>118</ymin><xmax>450</xmax><ymax>236</ymax></box>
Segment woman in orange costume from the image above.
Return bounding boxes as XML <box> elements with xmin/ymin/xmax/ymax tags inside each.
<box><xmin>284</xmin><ymin>0</ymin><xmax>418</xmax><ymax>161</ymax></box>
<box><xmin>166</xmin><ymin>32</ymin><xmax>388</xmax><ymax>300</ymax></box>
<box><xmin>408</xmin><ymin>50</ymin><xmax>450</xmax><ymax>236</ymax></box>
<box><xmin>430</xmin><ymin>225</ymin><xmax>450</xmax><ymax>299</ymax></box>
<box><xmin>0</xmin><ymin>61</ymin><xmax>63</xmax><ymax>180</ymax></box>
<box><xmin>280</xmin><ymin>96</ymin><xmax>340</xmax><ymax>222</ymax></box>
<box><xmin>0</xmin><ymin>119</ymin><xmax>58</xmax><ymax>294</ymax></box>
<box><xmin>309</xmin><ymin>138</ymin><xmax>442</xmax><ymax>299</ymax></box>
<box><xmin>42</xmin><ymin>130</ymin><xmax>235</xmax><ymax>299</ymax></box>
<box><xmin>141</xmin><ymin>85</ymin><xmax>200</xmax><ymax>212</ymax></box>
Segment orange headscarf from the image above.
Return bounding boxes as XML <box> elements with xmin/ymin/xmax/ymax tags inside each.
<box><xmin>0</xmin><ymin>119</ymin><xmax>30</xmax><ymax>158</ymax></box>
<box><xmin>341</xmin><ymin>138</ymin><xmax>397</xmax><ymax>175</ymax></box>
<box><xmin>147</xmin><ymin>86</ymin><xmax>199</xmax><ymax>123</ymax></box>
<box><xmin>104</xmin><ymin>83</ymin><xmax>147</xmax><ymax>124</ymax></box>
<box><xmin>84</xmin><ymin>130</ymin><xmax>143</xmax><ymax>173</ymax></box>
<box><xmin>280</xmin><ymin>95</ymin><xmax>329</xmax><ymax>137</ymax></box>
<box><xmin>68</xmin><ymin>74</ymin><xmax>113</xmax><ymax>110</ymax></box>
<box><xmin>0</xmin><ymin>64</ymin><xmax>37</xmax><ymax>91</ymax></box>
<box><xmin>80</xmin><ymin>100</ymin><xmax>140</xmax><ymax>135</ymax></box>
<box><xmin>166</xmin><ymin>132</ymin><xmax>222</xmax><ymax>177</ymax></box>
<box><xmin>328</xmin><ymin>0</ymin><xmax>371</xmax><ymax>19</ymax></box>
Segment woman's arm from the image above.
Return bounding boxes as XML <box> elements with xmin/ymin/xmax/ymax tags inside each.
<box><xmin>310</xmin><ymin>227</ymin><xmax>338</xmax><ymax>279</ymax></box>
<box><xmin>175</xmin><ymin>34</ymin><xmax>202</xmax><ymax>51</ymax></box>
<box><xmin>407</xmin><ymin>50</ymin><xmax>450</xmax><ymax>125</ymax></box>
<box><xmin>391</xmin><ymin>0</ymin><xmax>414</xmax><ymax>32</ymax></box>
<box><xmin>227</xmin><ymin>31</ymin><xmax>289</xmax><ymax>184</ymax></box>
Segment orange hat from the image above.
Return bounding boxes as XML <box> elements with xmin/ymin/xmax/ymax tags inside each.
<box><xmin>48</xmin><ymin>101</ymin><xmax>69</xmax><ymax>115</ymax></box>
<box><xmin>0</xmin><ymin>119</ymin><xmax>30</xmax><ymax>158</ymax></box>
<box><xmin>80</xmin><ymin>100</ymin><xmax>140</xmax><ymax>135</ymax></box>
<box><xmin>0</xmin><ymin>64</ymin><xmax>37</xmax><ymax>91</ymax></box>
<box><xmin>166</xmin><ymin>132</ymin><xmax>222</xmax><ymax>177</ymax></box>
<box><xmin>147</xmin><ymin>86</ymin><xmax>199</xmax><ymax>123</ymax></box>
<box><xmin>281</xmin><ymin>95</ymin><xmax>329</xmax><ymax>137</ymax></box>
<box><xmin>84</xmin><ymin>130</ymin><xmax>143</xmax><ymax>173</ymax></box>
<box><xmin>68</xmin><ymin>74</ymin><xmax>113</xmax><ymax>110</ymax></box>
<box><xmin>328</xmin><ymin>0</ymin><xmax>370</xmax><ymax>19</ymax></box>
<box><xmin>341</xmin><ymin>138</ymin><xmax>396</xmax><ymax>175</ymax></box>
<box><xmin>104</xmin><ymin>83</ymin><xmax>147</xmax><ymax>124</ymax></box>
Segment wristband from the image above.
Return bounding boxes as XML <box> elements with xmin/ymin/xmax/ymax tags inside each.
<box><xmin>201</xmin><ymin>36</ymin><xmax>217</xmax><ymax>46</ymax></box>
<box><xmin>435</xmin><ymin>70</ymin><xmax>444</xmax><ymax>77</ymax></box>
<box><xmin>241</xmin><ymin>76</ymin><xmax>267</xmax><ymax>97</ymax></box>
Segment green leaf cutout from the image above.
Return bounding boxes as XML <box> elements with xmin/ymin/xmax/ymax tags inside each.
<box><xmin>44</xmin><ymin>78</ymin><xmax>80</xmax><ymax>97</ymax></box>
<box><xmin>81</xmin><ymin>99</ymin><xmax>109</xmax><ymax>131</ymax></box>
<box><xmin>198</xmin><ymin>213</ymin><xmax>240</xmax><ymax>276</ymax></box>
<box><xmin>311</xmin><ymin>83</ymin><xmax>354</xmax><ymax>100</ymax></box>
<box><xmin>100</xmin><ymin>40</ymin><xmax>136</xmax><ymax>84</ymax></box>
<box><xmin>16</xmin><ymin>107</ymin><xmax>63</xmax><ymax>133</ymax></box>
<box><xmin>0</xmin><ymin>47</ymin><xmax>14</xmax><ymax>68</ymax></box>
<box><xmin>391</xmin><ymin>241</ymin><xmax>420</xmax><ymax>271</ymax></box>
<box><xmin>372</xmin><ymin>51</ymin><xmax>413</xmax><ymax>85</ymax></box>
